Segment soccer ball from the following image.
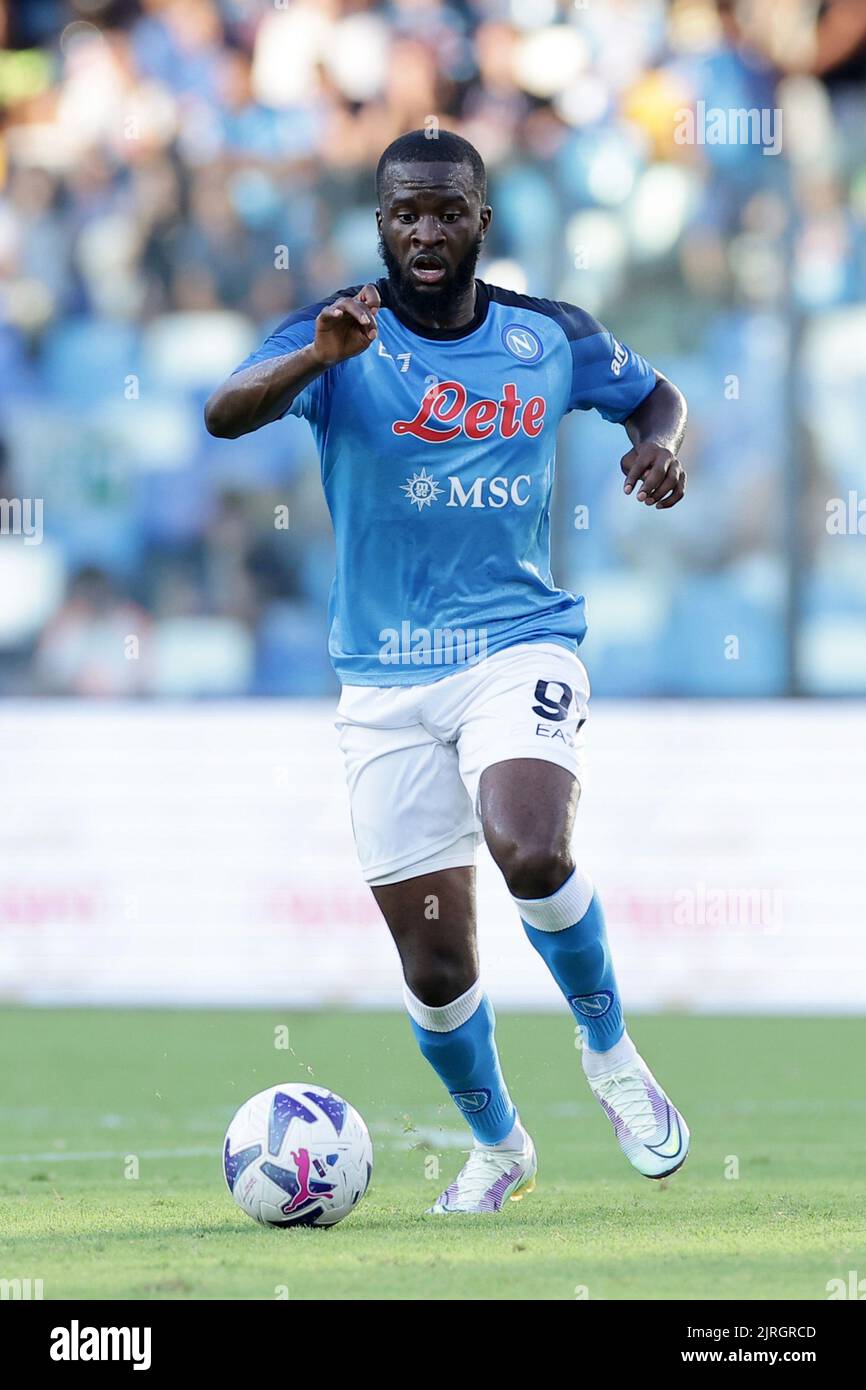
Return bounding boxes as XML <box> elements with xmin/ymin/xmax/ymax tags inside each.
<box><xmin>223</xmin><ymin>1083</ymin><xmax>373</xmax><ymax>1228</ymax></box>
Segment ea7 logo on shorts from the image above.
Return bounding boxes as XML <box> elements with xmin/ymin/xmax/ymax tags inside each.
<box><xmin>450</xmin><ymin>1088</ymin><xmax>491</xmax><ymax>1113</ymax></box>
<box><xmin>393</xmin><ymin>380</ymin><xmax>546</xmax><ymax>442</ymax></box>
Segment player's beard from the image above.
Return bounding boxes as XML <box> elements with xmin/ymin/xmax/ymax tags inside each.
<box><xmin>378</xmin><ymin>232</ymin><xmax>483</xmax><ymax>325</ymax></box>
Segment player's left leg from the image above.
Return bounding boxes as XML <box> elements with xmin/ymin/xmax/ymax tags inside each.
<box><xmin>480</xmin><ymin>755</ymin><xmax>689</xmax><ymax>1180</ymax></box>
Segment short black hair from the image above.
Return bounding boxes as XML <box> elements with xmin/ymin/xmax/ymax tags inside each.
<box><xmin>376</xmin><ymin>128</ymin><xmax>487</xmax><ymax>204</ymax></box>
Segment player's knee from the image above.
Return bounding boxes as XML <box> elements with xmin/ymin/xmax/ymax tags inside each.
<box><xmin>404</xmin><ymin>954</ymin><xmax>476</xmax><ymax>1008</ymax></box>
<box><xmin>493</xmin><ymin>839</ymin><xmax>573</xmax><ymax>900</ymax></box>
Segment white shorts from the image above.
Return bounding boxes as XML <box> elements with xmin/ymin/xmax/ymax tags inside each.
<box><xmin>334</xmin><ymin>641</ymin><xmax>590</xmax><ymax>885</ymax></box>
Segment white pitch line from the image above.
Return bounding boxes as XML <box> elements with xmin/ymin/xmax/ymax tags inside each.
<box><xmin>0</xmin><ymin>1147</ymin><xmax>214</xmax><ymax>1164</ymax></box>
<box><xmin>0</xmin><ymin>1114</ymin><xmax>473</xmax><ymax>1167</ymax></box>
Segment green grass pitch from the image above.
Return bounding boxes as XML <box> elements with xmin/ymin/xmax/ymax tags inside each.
<box><xmin>0</xmin><ymin>1009</ymin><xmax>863</xmax><ymax>1301</ymax></box>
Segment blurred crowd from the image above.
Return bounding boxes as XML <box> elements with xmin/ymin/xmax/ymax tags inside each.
<box><xmin>0</xmin><ymin>0</ymin><xmax>864</xmax><ymax>696</ymax></box>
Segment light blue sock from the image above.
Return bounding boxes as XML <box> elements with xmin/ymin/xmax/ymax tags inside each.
<box><xmin>514</xmin><ymin>868</ymin><xmax>624</xmax><ymax>1052</ymax></box>
<box><xmin>404</xmin><ymin>981</ymin><xmax>518</xmax><ymax>1145</ymax></box>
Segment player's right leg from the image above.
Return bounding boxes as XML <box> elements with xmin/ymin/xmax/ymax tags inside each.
<box><xmin>370</xmin><ymin>866</ymin><xmax>536</xmax><ymax>1214</ymax></box>
<box><xmin>334</xmin><ymin>686</ymin><xmax>536</xmax><ymax>1213</ymax></box>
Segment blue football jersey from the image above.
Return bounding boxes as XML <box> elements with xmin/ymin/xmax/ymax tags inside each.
<box><xmin>232</xmin><ymin>278</ymin><xmax>656</xmax><ymax>685</ymax></box>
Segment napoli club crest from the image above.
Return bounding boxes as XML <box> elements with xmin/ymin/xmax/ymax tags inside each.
<box><xmin>502</xmin><ymin>324</ymin><xmax>543</xmax><ymax>362</ymax></box>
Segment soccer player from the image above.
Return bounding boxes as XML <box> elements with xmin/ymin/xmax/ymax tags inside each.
<box><xmin>205</xmin><ymin>130</ymin><xmax>690</xmax><ymax>1214</ymax></box>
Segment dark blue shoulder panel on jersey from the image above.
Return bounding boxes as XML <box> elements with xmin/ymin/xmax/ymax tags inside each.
<box><xmin>485</xmin><ymin>284</ymin><xmax>606</xmax><ymax>343</ymax></box>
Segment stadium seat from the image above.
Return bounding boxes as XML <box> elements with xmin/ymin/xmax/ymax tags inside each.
<box><xmin>151</xmin><ymin>616</ymin><xmax>254</xmax><ymax>696</ymax></box>
<box><xmin>40</xmin><ymin>319</ymin><xmax>140</xmax><ymax>407</ymax></box>
<box><xmin>141</xmin><ymin>312</ymin><xmax>257</xmax><ymax>392</ymax></box>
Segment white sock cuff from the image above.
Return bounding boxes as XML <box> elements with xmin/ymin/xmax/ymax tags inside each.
<box><xmin>581</xmin><ymin>1030</ymin><xmax>638</xmax><ymax>1078</ymax></box>
<box><xmin>513</xmin><ymin>867</ymin><xmax>594</xmax><ymax>932</ymax></box>
<box><xmin>403</xmin><ymin>978</ymin><xmax>483</xmax><ymax>1033</ymax></box>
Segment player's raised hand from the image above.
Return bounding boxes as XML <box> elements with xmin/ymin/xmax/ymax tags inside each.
<box><xmin>620</xmin><ymin>442</ymin><xmax>686</xmax><ymax>510</ymax></box>
<box><xmin>313</xmin><ymin>283</ymin><xmax>380</xmax><ymax>366</ymax></box>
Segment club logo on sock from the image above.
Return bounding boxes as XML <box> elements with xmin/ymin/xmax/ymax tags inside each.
<box><xmin>450</xmin><ymin>1088</ymin><xmax>491</xmax><ymax>1113</ymax></box>
<box><xmin>568</xmin><ymin>991</ymin><xmax>613</xmax><ymax>1018</ymax></box>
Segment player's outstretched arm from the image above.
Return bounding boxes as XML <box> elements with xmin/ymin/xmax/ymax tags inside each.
<box><xmin>204</xmin><ymin>284</ymin><xmax>380</xmax><ymax>439</ymax></box>
<box><xmin>620</xmin><ymin>371</ymin><xmax>688</xmax><ymax>510</ymax></box>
